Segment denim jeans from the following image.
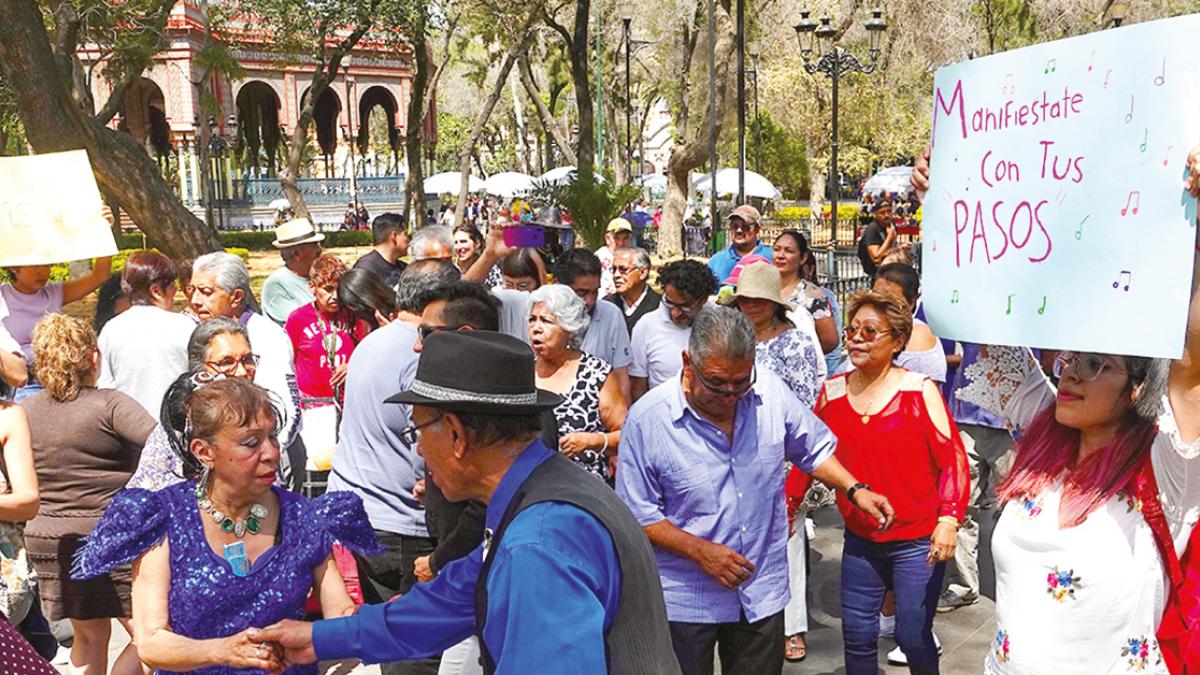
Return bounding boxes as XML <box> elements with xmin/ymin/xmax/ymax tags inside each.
<box><xmin>841</xmin><ymin>531</ymin><xmax>944</xmax><ymax>675</ymax></box>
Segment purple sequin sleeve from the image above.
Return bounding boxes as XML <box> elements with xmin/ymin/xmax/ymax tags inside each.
<box><xmin>312</xmin><ymin>490</ymin><xmax>384</xmax><ymax>561</ymax></box>
<box><xmin>71</xmin><ymin>488</ymin><xmax>166</xmax><ymax>580</ymax></box>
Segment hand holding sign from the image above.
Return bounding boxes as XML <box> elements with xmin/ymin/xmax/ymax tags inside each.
<box><xmin>0</xmin><ymin>150</ymin><xmax>118</xmax><ymax>267</ymax></box>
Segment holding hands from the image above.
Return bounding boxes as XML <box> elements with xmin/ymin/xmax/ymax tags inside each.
<box><xmin>247</xmin><ymin>623</ymin><xmax>318</xmax><ymax>673</ymax></box>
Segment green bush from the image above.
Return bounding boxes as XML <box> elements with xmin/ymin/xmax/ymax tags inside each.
<box><xmin>774</xmin><ymin>204</ymin><xmax>861</xmax><ymax>223</ymax></box>
<box><xmin>0</xmin><ymin>248</ymin><xmax>250</xmax><ymax>284</ymax></box>
<box><xmin>117</xmin><ymin>230</ymin><xmax>372</xmax><ymax>252</ymax></box>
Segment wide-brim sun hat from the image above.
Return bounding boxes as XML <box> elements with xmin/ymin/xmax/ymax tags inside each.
<box><xmin>717</xmin><ymin>260</ymin><xmax>796</xmax><ymax>311</ymax></box>
<box><xmin>272</xmin><ymin>217</ymin><xmax>326</xmax><ymax>248</ymax></box>
<box><xmin>386</xmin><ymin>331</ymin><xmax>562</xmax><ymax>415</ymax></box>
<box><xmin>722</xmin><ymin>253</ymin><xmax>772</xmax><ymax>286</ymax></box>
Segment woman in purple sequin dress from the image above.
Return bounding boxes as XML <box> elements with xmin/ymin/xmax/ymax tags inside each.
<box><xmin>73</xmin><ymin>378</ymin><xmax>380</xmax><ymax>674</ymax></box>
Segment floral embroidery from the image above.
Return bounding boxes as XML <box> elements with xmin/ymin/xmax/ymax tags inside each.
<box><xmin>994</xmin><ymin>629</ymin><xmax>1011</xmax><ymax>663</ymax></box>
<box><xmin>1121</xmin><ymin>636</ymin><xmax>1153</xmax><ymax>670</ymax></box>
<box><xmin>1115</xmin><ymin>490</ymin><xmax>1142</xmax><ymax>513</ymax></box>
<box><xmin>1046</xmin><ymin>566</ymin><xmax>1083</xmax><ymax>602</ymax></box>
<box><xmin>1018</xmin><ymin>495</ymin><xmax>1044</xmax><ymax>520</ymax></box>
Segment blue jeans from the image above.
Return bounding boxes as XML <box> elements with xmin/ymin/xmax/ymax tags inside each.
<box><xmin>841</xmin><ymin>530</ymin><xmax>944</xmax><ymax>675</ymax></box>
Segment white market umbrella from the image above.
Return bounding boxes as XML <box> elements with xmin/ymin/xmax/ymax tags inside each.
<box><xmin>485</xmin><ymin>172</ymin><xmax>536</xmax><ymax>199</ymax></box>
<box><xmin>693</xmin><ymin>168</ymin><xmax>781</xmax><ymax>200</ymax></box>
<box><xmin>539</xmin><ymin>166</ymin><xmax>577</xmax><ymax>184</ymax></box>
<box><xmin>862</xmin><ymin>166</ymin><xmax>915</xmax><ymax>197</ymax></box>
<box><xmin>638</xmin><ymin>173</ymin><xmax>668</xmax><ymax>198</ymax></box>
<box><xmin>268</xmin><ymin>198</ymin><xmax>292</xmax><ymax>211</ymax></box>
<box><xmin>424</xmin><ymin>171</ymin><xmax>485</xmax><ymax>195</ymax></box>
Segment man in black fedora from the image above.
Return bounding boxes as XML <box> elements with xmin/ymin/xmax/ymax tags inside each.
<box><xmin>256</xmin><ymin>330</ymin><xmax>681</xmax><ymax>674</ymax></box>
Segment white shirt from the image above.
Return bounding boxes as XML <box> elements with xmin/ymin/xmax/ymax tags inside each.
<box><xmin>963</xmin><ymin>349</ymin><xmax>1200</xmax><ymax>674</ymax></box>
<box><xmin>97</xmin><ymin>305</ymin><xmax>196</xmax><ymax>416</ymax></box>
<box><xmin>629</xmin><ymin>303</ymin><xmax>694</xmax><ymax>388</ymax></box>
<box><xmin>580</xmin><ymin>301</ymin><xmax>632</xmax><ymax>369</ymax></box>
<box><xmin>245</xmin><ymin>312</ymin><xmax>301</xmax><ymax>451</ymax></box>
<box><xmin>596</xmin><ymin>246</ymin><xmax>616</xmax><ymax>296</ymax></box>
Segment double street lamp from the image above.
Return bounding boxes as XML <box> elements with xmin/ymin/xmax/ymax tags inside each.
<box><xmin>794</xmin><ymin>8</ymin><xmax>887</xmax><ymax>258</ymax></box>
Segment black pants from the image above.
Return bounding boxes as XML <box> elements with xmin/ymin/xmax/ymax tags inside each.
<box><xmin>669</xmin><ymin>610</ymin><xmax>784</xmax><ymax>675</ymax></box>
<box><xmin>354</xmin><ymin>530</ymin><xmax>440</xmax><ymax>675</ymax></box>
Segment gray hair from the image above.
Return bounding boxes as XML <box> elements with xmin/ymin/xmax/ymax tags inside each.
<box><xmin>529</xmin><ymin>284</ymin><xmax>590</xmax><ymax>349</ymax></box>
<box><xmin>1129</xmin><ymin>356</ymin><xmax>1169</xmax><ymax>421</ymax></box>
<box><xmin>193</xmin><ymin>252</ymin><xmax>256</xmax><ymax>312</ymax></box>
<box><xmin>614</xmin><ymin>246</ymin><xmax>651</xmax><ymax>270</ymax></box>
<box><xmin>411</xmin><ymin>225</ymin><xmax>454</xmax><ymax>260</ymax></box>
<box><xmin>688</xmin><ymin>306</ymin><xmax>756</xmax><ymax>367</ymax></box>
<box><xmin>186</xmin><ymin>317</ymin><xmax>249</xmax><ymax>371</ymax></box>
<box><xmin>396</xmin><ymin>259</ymin><xmax>461</xmax><ymax>312</ymax></box>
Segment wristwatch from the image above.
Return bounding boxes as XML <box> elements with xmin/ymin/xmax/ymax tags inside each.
<box><xmin>847</xmin><ymin>482</ymin><xmax>871</xmax><ymax>502</ymax></box>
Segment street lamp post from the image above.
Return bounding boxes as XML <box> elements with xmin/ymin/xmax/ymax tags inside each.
<box><xmin>795</xmin><ymin>8</ymin><xmax>887</xmax><ymax>281</ymax></box>
<box><xmin>207</xmin><ymin>116</ymin><xmax>229</xmax><ymax>232</ymax></box>
<box><xmin>747</xmin><ymin>41</ymin><xmax>761</xmax><ymax>175</ymax></box>
<box><xmin>736</xmin><ymin>0</ymin><xmax>746</xmax><ymax>205</ymax></box>
<box><xmin>342</xmin><ymin>55</ymin><xmax>358</xmax><ymax>209</ymax></box>
<box><xmin>622</xmin><ymin>13</ymin><xmax>633</xmax><ymax>183</ymax></box>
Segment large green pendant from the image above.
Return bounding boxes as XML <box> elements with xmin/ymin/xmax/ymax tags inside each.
<box><xmin>245</xmin><ymin>516</ymin><xmax>261</xmax><ymax>534</ymax></box>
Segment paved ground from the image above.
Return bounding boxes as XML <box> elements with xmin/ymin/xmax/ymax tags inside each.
<box><xmin>73</xmin><ymin>505</ymin><xmax>998</xmax><ymax>674</ymax></box>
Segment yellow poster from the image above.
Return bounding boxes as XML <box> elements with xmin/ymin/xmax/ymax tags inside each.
<box><xmin>0</xmin><ymin>149</ymin><xmax>117</xmax><ymax>266</ymax></box>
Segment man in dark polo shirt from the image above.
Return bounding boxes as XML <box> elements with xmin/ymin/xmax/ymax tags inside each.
<box><xmin>604</xmin><ymin>246</ymin><xmax>660</xmax><ymax>335</ymax></box>
<box><xmin>354</xmin><ymin>212</ymin><xmax>409</xmax><ymax>288</ymax></box>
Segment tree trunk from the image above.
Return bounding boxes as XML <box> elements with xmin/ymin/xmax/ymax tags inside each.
<box><xmin>518</xmin><ymin>55</ymin><xmax>577</xmax><ymax>166</ymax></box>
<box><xmin>0</xmin><ymin>0</ymin><xmax>221</xmax><ymax>259</ymax></box>
<box><xmin>658</xmin><ymin>0</ymin><xmax>737</xmax><ymax>258</ymax></box>
<box><xmin>403</xmin><ymin>18</ymin><xmax>431</xmax><ymax>230</ymax></box>
<box><xmin>453</xmin><ymin>7</ymin><xmax>541</xmax><ymax>227</ymax></box>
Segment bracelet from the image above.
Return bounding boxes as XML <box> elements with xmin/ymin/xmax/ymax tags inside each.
<box><xmin>847</xmin><ymin>482</ymin><xmax>870</xmax><ymax>502</ymax></box>
<box><xmin>599</xmin><ymin>432</ymin><xmax>610</xmax><ymax>456</ymax></box>
<box><xmin>937</xmin><ymin>516</ymin><xmax>960</xmax><ymax>529</ymax></box>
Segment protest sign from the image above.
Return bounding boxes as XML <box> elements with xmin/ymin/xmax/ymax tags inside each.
<box><xmin>922</xmin><ymin>15</ymin><xmax>1200</xmax><ymax>359</ymax></box>
<box><xmin>0</xmin><ymin>150</ymin><xmax>117</xmax><ymax>267</ymax></box>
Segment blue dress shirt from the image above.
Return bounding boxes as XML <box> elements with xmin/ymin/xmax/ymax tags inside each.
<box><xmin>706</xmin><ymin>242</ymin><xmax>774</xmax><ymax>284</ymax></box>
<box><xmin>313</xmin><ymin>441</ymin><xmax>622</xmax><ymax>673</ymax></box>
<box><xmin>615</xmin><ymin>371</ymin><xmax>836</xmax><ymax>624</ymax></box>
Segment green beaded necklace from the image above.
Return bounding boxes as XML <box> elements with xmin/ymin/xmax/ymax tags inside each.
<box><xmin>194</xmin><ymin>480</ymin><xmax>269</xmax><ymax>538</ymax></box>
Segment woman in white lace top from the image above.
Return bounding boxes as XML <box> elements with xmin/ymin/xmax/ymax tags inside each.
<box><xmin>913</xmin><ymin>147</ymin><xmax>1200</xmax><ymax>674</ymax></box>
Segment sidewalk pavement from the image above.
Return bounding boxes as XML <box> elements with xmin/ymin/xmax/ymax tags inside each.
<box><xmin>77</xmin><ymin>508</ymin><xmax>995</xmax><ymax>674</ymax></box>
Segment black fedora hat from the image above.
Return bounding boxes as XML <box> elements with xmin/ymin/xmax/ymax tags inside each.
<box><xmin>385</xmin><ymin>331</ymin><xmax>562</xmax><ymax>414</ymax></box>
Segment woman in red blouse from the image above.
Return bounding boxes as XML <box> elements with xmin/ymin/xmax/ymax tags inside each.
<box><xmin>815</xmin><ymin>289</ymin><xmax>968</xmax><ymax>675</ymax></box>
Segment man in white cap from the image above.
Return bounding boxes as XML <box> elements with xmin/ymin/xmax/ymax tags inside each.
<box><xmin>706</xmin><ymin>205</ymin><xmax>773</xmax><ymax>284</ymax></box>
<box><xmin>262</xmin><ymin>217</ymin><xmax>325</xmax><ymax>325</ymax></box>
<box><xmin>596</xmin><ymin>218</ymin><xmax>633</xmax><ymax>296</ymax></box>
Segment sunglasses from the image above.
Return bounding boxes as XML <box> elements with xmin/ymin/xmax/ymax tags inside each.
<box><xmin>1053</xmin><ymin>352</ymin><xmax>1128</xmax><ymax>383</ymax></box>
<box><xmin>692</xmin><ymin>364</ymin><xmax>757</xmax><ymax>398</ymax></box>
<box><xmin>844</xmin><ymin>323</ymin><xmax>888</xmax><ymax>342</ymax></box>
<box><xmin>662</xmin><ymin>295</ymin><xmax>703</xmax><ymax>314</ymax></box>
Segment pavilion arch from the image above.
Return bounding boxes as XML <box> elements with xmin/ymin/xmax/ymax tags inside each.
<box><xmin>120</xmin><ymin>77</ymin><xmax>171</xmax><ymax>160</ymax></box>
<box><xmin>358</xmin><ymin>84</ymin><xmax>401</xmax><ymax>174</ymax></box>
<box><xmin>236</xmin><ymin>80</ymin><xmax>283</xmax><ymax>177</ymax></box>
<box><xmin>300</xmin><ymin>86</ymin><xmax>342</xmax><ymax>159</ymax></box>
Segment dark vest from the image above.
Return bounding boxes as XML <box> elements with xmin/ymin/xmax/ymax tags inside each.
<box><xmin>473</xmin><ymin>453</ymin><xmax>680</xmax><ymax>674</ymax></box>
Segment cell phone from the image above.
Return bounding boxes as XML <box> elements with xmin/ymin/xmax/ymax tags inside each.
<box><xmin>503</xmin><ymin>225</ymin><xmax>545</xmax><ymax>248</ymax></box>
<box><xmin>224</xmin><ymin>541</ymin><xmax>250</xmax><ymax>577</ymax></box>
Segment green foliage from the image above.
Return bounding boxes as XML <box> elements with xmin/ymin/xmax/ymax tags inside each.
<box><xmin>774</xmin><ymin>204</ymin><xmax>861</xmax><ymax>223</ymax></box>
<box><xmin>0</xmin><ymin>249</ymin><xmax>250</xmax><ymax>283</ymax></box>
<box><xmin>719</xmin><ymin>111</ymin><xmax>810</xmax><ymax>199</ymax></box>
<box><xmin>214</xmin><ymin>230</ymin><xmax>372</xmax><ymax>250</ymax></box>
<box><xmin>433</xmin><ymin>110</ymin><xmax>472</xmax><ymax>171</ymax></box>
<box><xmin>527</xmin><ymin>171</ymin><xmax>642</xmax><ymax>250</ymax></box>
<box><xmin>0</xmin><ymin>74</ymin><xmax>25</xmax><ymax>156</ymax></box>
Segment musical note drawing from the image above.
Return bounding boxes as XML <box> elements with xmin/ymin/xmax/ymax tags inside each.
<box><xmin>1121</xmin><ymin>191</ymin><xmax>1141</xmax><ymax>216</ymax></box>
<box><xmin>1140</xmin><ymin>129</ymin><xmax>1148</xmax><ymax>153</ymax></box>
<box><xmin>1037</xmin><ymin>296</ymin><xmax>1047</xmax><ymax>315</ymax></box>
<box><xmin>1104</xmin><ymin>69</ymin><xmax>1114</xmax><ymax>88</ymax></box>
<box><xmin>1113</xmin><ymin>270</ymin><xmax>1132</xmax><ymax>292</ymax></box>
<box><xmin>951</xmin><ymin>290</ymin><xmax>959</xmax><ymax>304</ymax></box>
<box><xmin>1001</xmin><ymin>73</ymin><xmax>1015</xmax><ymax>94</ymax></box>
<box><xmin>1087</xmin><ymin>51</ymin><xmax>1095</xmax><ymax>72</ymax></box>
<box><xmin>1124</xmin><ymin>95</ymin><xmax>1135</xmax><ymax>123</ymax></box>
<box><xmin>1006</xmin><ymin>294</ymin><xmax>1015</xmax><ymax>315</ymax></box>
<box><xmin>1164</xmin><ymin>145</ymin><xmax>1174</xmax><ymax>166</ymax></box>
<box><xmin>1154</xmin><ymin>56</ymin><xmax>1166</xmax><ymax>86</ymax></box>
<box><xmin>1044</xmin><ymin>58</ymin><xmax>1056</xmax><ymax>74</ymax></box>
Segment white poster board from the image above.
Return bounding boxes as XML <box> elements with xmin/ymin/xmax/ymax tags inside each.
<box><xmin>921</xmin><ymin>15</ymin><xmax>1200</xmax><ymax>359</ymax></box>
<box><xmin>0</xmin><ymin>150</ymin><xmax>117</xmax><ymax>266</ymax></box>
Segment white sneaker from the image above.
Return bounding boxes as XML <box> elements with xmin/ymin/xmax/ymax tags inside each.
<box><xmin>878</xmin><ymin>613</ymin><xmax>895</xmax><ymax>638</ymax></box>
<box><xmin>886</xmin><ymin>633</ymin><xmax>943</xmax><ymax>665</ymax></box>
<box><xmin>51</xmin><ymin>645</ymin><xmax>70</xmax><ymax>666</ymax></box>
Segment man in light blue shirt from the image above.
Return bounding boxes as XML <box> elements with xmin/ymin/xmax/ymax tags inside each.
<box><xmin>617</xmin><ymin>306</ymin><xmax>894</xmax><ymax>675</ymax></box>
<box><xmin>706</xmin><ymin>205</ymin><xmax>773</xmax><ymax>284</ymax></box>
<box><xmin>262</xmin><ymin>218</ymin><xmax>324</xmax><ymax>325</ymax></box>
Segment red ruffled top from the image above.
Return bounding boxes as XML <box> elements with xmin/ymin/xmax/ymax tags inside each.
<box><xmin>816</xmin><ymin>370</ymin><xmax>969</xmax><ymax>542</ymax></box>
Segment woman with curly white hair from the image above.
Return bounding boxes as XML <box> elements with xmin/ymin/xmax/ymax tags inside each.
<box><xmin>529</xmin><ymin>284</ymin><xmax>627</xmax><ymax>481</ymax></box>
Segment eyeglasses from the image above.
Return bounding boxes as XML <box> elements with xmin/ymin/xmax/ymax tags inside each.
<box><xmin>205</xmin><ymin>354</ymin><xmax>260</xmax><ymax>375</ymax></box>
<box><xmin>400</xmin><ymin>415</ymin><xmax>443</xmax><ymax>445</ymax></box>
<box><xmin>844</xmin><ymin>323</ymin><xmax>887</xmax><ymax>342</ymax></box>
<box><xmin>662</xmin><ymin>295</ymin><xmax>703</xmax><ymax>314</ymax></box>
<box><xmin>418</xmin><ymin>324</ymin><xmax>465</xmax><ymax>342</ymax></box>
<box><xmin>1053</xmin><ymin>352</ymin><xmax>1128</xmax><ymax>383</ymax></box>
<box><xmin>612</xmin><ymin>265</ymin><xmax>645</xmax><ymax>275</ymax></box>
<box><xmin>692</xmin><ymin>364</ymin><xmax>756</xmax><ymax>398</ymax></box>
<box><xmin>729</xmin><ymin>220</ymin><xmax>757</xmax><ymax>232</ymax></box>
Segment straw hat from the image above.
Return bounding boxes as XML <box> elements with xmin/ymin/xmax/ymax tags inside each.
<box><xmin>717</xmin><ymin>261</ymin><xmax>795</xmax><ymax>311</ymax></box>
<box><xmin>272</xmin><ymin>217</ymin><xmax>325</xmax><ymax>248</ymax></box>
